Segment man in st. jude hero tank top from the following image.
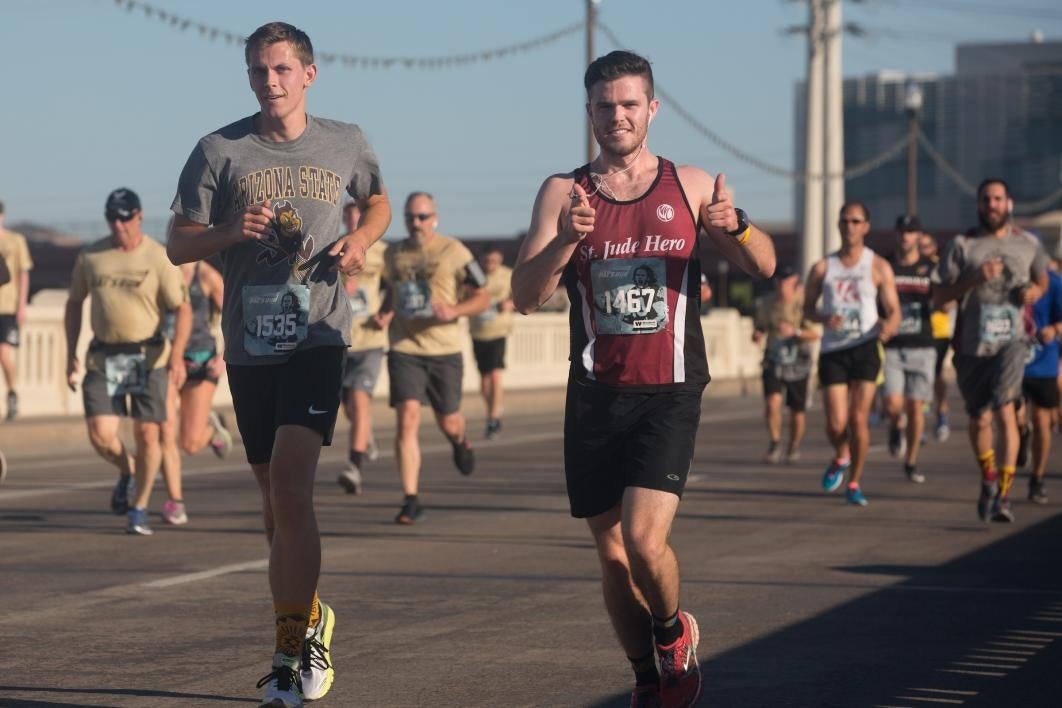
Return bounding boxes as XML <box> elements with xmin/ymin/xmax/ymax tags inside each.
<box><xmin>513</xmin><ymin>50</ymin><xmax>777</xmax><ymax>708</ymax></box>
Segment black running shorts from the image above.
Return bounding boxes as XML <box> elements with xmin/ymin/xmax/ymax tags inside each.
<box><xmin>819</xmin><ymin>339</ymin><xmax>883</xmax><ymax>387</ymax></box>
<box><xmin>472</xmin><ymin>337</ymin><xmax>507</xmax><ymax>374</ymax></box>
<box><xmin>564</xmin><ymin>378</ymin><xmax>703</xmax><ymax>519</ymax></box>
<box><xmin>762</xmin><ymin>368</ymin><xmax>809</xmax><ymax>412</ymax></box>
<box><xmin>226</xmin><ymin>346</ymin><xmax>345</xmax><ymax>465</ymax></box>
<box><xmin>1022</xmin><ymin>376</ymin><xmax>1060</xmax><ymax>410</ymax></box>
<box><xmin>0</xmin><ymin>315</ymin><xmax>19</xmax><ymax>347</ymax></box>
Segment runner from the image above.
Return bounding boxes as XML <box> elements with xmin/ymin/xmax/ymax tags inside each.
<box><xmin>934</xmin><ymin>178</ymin><xmax>1047</xmax><ymax>523</ymax></box>
<box><xmin>0</xmin><ymin>249</ymin><xmax>11</xmax><ymax>483</ymax></box>
<box><xmin>167</xmin><ymin>22</ymin><xmax>391</xmax><ymax>707</ymax></box>
<box><xmin>380</xmin><ymin>191</ymin><xmax>489</xmax><ymax>524</ymax></box>
<box><xmin>883</xmin><ymin>215</ymin><xmax>937</xmax><ymax>483</ymax></box>
<box><xmin>469</xmin><ymin>245</ymin><xmax>515</xmax><ymax>439</ymax></box>
<box><xmin>1018</xmin><ymin>264</ymin><xmax>1062</xmax><ymax>505</ymax></box>
<box><xmin>752</xmin><ymin>264</ymin><xmax>818</xmax><ymax>463</ymax></box>
<box><xmin>0</xmin><ymin>200</ymin><xmax>34</xmax><ymax>420</ymax></box>
<box><xmin>512</xmin><ymin>50</ymin><xmax>776</xmax><ymax>707</ymax></box>
<box><xmin>158</xmin><ymin>259</ymin><xmax>232</xmax><ymax>526</ymax></box>
<box><xmin>804</xmin><ymin>201</ymin><xmax>901</xmax><ymax>506</ymax></box>
<box><xmin>64</xmin><ymin>188</ymin><xmax>191</xmax><ymax>535</ymax></box>
<box><xmin>337</xmin><ymin>201</ymin><xmax>389</xmax><ymax>494</ymax></box>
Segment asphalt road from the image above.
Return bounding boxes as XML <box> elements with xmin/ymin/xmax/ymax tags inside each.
<box><xmin>0</xmin><ymin>384</ymin><xmax>1059</xmax><ymax>707</ymax></box>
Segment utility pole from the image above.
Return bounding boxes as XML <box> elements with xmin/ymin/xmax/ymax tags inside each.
<box><xmin>586</xmin><ymin>0</ymin><xmax>599</xmax><ymax>166</ymax></box>
<box><xmin>823</xmin><ymin>0</ymin><xmax>845</xmax><ymax>254</ymax></box>
<box><xmin>801</xmin><ymin>0</ymin><xmax>825</xmax><ymax>277</ymax></box>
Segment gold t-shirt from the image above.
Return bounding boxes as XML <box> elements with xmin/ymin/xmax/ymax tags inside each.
<box><xmin>346</xmin><ymin>240</ymin><xmax>388</xmax><ymax>352</ymax></box>
<box><xmin>469</xmin><ymin>265</ymin><xmax>514</xmax><ymax>342</ymax></box>
<box><xmin>383</xmin><ymin>235</ymin><xmax>478</xmax><ymax>356</ymax></box>
<box><xmin>68</xmin><ymin>235</ymin><xmax>187</xmax><ymax>370</ymax></box>
<box><xmin>0</xmin><ymin>229</ymin><xmax>34</xmax><ymax>315</ymax></box>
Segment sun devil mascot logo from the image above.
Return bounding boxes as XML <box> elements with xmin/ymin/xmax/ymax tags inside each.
<box><xmin>256</xmin><ymin>200</ymin><xmax>315</xmax><ymax>272</ymax></box>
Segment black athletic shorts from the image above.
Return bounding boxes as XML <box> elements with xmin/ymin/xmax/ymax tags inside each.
<box><xmin>933</xmin><ymin>338</ymin><xmax>950</xmax><ymax>378</ymax></box>
<box><xmin>819</xmin><ymin>339</ymin><xmax>883</xmax><ymax>387</ymax></box>
<box><xmin>472</xmin><ymin>337</ymin><xmax>506</xmax><ymax>374</ymax></box>
<box><xmin>0</xmin><ymin>315</ymin><xmax>19</xmax><ymax>347</ymax></box>
<box><xmin>762</xmin><ymin>368</ymin><xmax>809</xmax><ymax>412</ymax></box>
<box><xmin>564</xmin><ymin>378</ymin><xmax>704</xmax><ymax>519</ymax></box>
<box><xmin>1023</xmin><ymin>376</ymin><xmax>1060</xmax><ymax>410</ymax></box>
<box><xmin>388</xmin><ymin>351</ymin><xmax>463</xmax><ymax>414</ymax></box>
<box><xmin>226</xmin><ymin>346</ymin><xmax>345</xmax><ymax>465</ymax></box>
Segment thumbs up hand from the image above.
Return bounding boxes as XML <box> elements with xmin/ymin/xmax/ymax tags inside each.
<box><xmin>561</xmin><ymin>182</ymin><xmax>595</xmax><ymax>244</ymax></box>
<box><xmin>703</xmin><ymin>172</ymin><xmax>739</xmax><ymax>234</ymax></box>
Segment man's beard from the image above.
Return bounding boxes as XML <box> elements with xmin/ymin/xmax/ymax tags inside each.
<box><xmin>978</xmin><ymin>210</ymin><xmax>1007</xmax><ymax>232</ymax></box>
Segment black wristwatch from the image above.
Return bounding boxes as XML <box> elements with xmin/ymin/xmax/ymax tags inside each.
<box><xmin>727</xmin><ymin>208</ymin><xmax>750</xmax><ymax>238</ymax></box>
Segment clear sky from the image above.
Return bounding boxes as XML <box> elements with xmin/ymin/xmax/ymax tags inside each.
<box><xmin>4</xmin><ymin>0</ymin><xmax>1061</xmax><ymax>240</ymax></box>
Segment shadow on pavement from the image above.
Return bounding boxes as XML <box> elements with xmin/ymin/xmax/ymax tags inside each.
<box><xmin>590</xmin><ymin>511</ymin><xmax>1062</xmax><ymax>708</ymax></box>
<box><xmin>0</xmin><ymin>685</ymin><xmax>257</xmax><ymax>706</ymax></box>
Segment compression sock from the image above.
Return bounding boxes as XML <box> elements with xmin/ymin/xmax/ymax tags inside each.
<box><xmin>274</xmin><ymin>604</ymin><xmax>310</xmax><ymax>657</ymax></box>
<box><xmin>308</xmin><ymin>592</ymin><xmax>321</xmax><ymax>630</ymax></box>
<box><xmin>978</xmin><ymin>449</ymin><xmax>997</xmax><ymax>483</ymax></box>
<box><xmin>349</xmin><ymin>449</ymin><xmax>365</xmax><ymax>468</ymax></box>
<box><xmin>999</xmin><ymin>465</ymin><xmax>1016</xmax><ymax>497</ymax></box>
<box><xmin>652</xmin><ymin>610</ymin><xmax>684</xmax><ymax>647</ymax></box>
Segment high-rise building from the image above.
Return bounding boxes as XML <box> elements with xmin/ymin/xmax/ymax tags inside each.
<box><xmin>795</xmin><ymin>38</ymin><xmax>1062</xmax><ymax>233</ymax></box>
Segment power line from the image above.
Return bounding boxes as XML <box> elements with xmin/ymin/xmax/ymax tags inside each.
<box><xmin>112</xmin><ymin>0</ymin><xmax>583</xmax><ymax>69</ymax></box>
<box><xmin>886</xmin><ymin>0</ymin><xmax>1062</xmax><ymax>22</ymax></box>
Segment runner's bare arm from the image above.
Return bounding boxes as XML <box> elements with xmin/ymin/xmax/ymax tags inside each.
<box><xmin>680</xmin><ymin>167</ymin><xmax>775</xmax><ymax>278</ymax></box>
<box><xmin>168</xmin><ymin>301</ymin><xmax>192</xmax><ymax>390</ymax></box>
<box><xmin>167</xmin><ymin>198</ymin><xmax>279</xmax><ymax>264</ymax></box>
<box><xmin>512</xmin><ymin>174</ymin><xmax>591</xmax><ymax>314</ymax></box>
<box><xmin>200</xmin><ymin>261</ymin><xmax>224</xmax><ymax>313</ymax></box>
<box><xmin>436</xmin><ymin>286</ymin><xmax>491</xmax><ymax>322</ymax></box>
<box><xmin>875</xmin><ymin>256</ymin><xmax>901</xmax><ymax>342</ymax></box>
<box><xmin>802</xmin><ymin>260</ymin><xmax>829</xmax><ymax>325</ymax></box>
<box><xmin>329</xmin><ymin>191</ymin><xmax>392</xmax><ymax>276</ymax></box>
<box><xmin>63</xmin><ymin>295</ymin><xmax>85</xmax><ymax>392</ymax></box>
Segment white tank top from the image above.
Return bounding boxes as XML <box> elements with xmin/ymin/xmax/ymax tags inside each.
<box><xmin>820</xmin><ymin>247</ymin><xmax>880</xmax><ymax>353</ymax></box>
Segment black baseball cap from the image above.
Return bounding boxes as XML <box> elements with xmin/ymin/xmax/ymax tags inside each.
<box><xmin>895</xmin><ymin>214</ymin><xmax>923</xmax><ymax>233</ymax></box>
<box><xmin>105</xmin><ymin>188</ymin><xmax>141</xmax><ymax>222</ymax></box>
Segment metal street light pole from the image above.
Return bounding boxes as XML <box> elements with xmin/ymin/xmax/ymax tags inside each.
<box><xmin>904</xmin><ymin>81</ymin><xmax>923</xmax><ymax>216</ymax></box>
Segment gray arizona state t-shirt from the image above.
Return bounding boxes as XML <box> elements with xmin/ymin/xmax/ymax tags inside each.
<box><xmin>172</xmin><ymin>114</ymin><xmax>383</xmax><ymax>365</ymax></box>
<box><xmin>936</xmin><ymin>226</ymin><xmax>1047</xmax><ymax>357</ymax></box>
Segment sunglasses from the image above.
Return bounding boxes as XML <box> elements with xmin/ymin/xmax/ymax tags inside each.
<box><xmin>405</xmin><ymin>212</ymin><xmax>434</xmax><ymax>222</ymax></box>
<box><xmin>106</xmin><ymin>211</ymin><xmax>138</xmax><ymax>223</ymax></box>
<box><xmin>839</xmin><ymin>218</ymin><xmax>866</xmax><ymax>224</ymax></box>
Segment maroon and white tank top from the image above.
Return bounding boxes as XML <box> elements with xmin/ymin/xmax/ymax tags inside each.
<box><xmin>563</xmin><ymin>157</ymin><xmax>708</xmax><ymax>390</ymax></box>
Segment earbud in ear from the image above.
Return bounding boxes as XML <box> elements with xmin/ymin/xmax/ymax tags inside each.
<box><xmin>432</xmin><ymin>221</ymin><xmax>438</xmax><ymax>229</ymax></box>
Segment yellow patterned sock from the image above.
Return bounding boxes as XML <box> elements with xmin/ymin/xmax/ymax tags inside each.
<box><xmin>999</xmin><ymin>465</ymin><xmax>1016</xmax><ymax>497</ymax></box>
<box><xmin>308</xmin><ymin>592</ymin><xmax>321</xmax><ymax>629</ymax></box>
<box><xmin>977</xmin><ymin>449</ymin><xmax>996</xmax><ymax>482</ymax></box>
<box><xmin>274</xmin><ymin>604</ymin><xmax>310</xmax><ymax>658</ymax></box>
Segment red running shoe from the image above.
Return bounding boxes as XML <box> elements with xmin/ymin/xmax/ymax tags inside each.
<box><xmin>630</xmin><ymin>682</ymin><xmax>662</xmax><ymax>707</ymax></box>
<box><xmin>656</xmin><ymin>611</ymin><xmax>702</xmax><ymax>707</ymax></box>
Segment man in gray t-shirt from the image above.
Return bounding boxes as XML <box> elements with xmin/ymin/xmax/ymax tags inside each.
<box><xmin>934</xmin><ymin>178</ymin><xmax>1047</xmax><ymax>525</ymax></box>
<box><xmin>166</xmin><ymin>21</ymin><xmax>391</xmax><ymax>707</ymax></box>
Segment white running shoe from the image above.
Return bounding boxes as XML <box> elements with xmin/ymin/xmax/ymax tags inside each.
<box><xmin>257</xmin><ymin>653</ymin><xmax>303</xmax><ymax>708</ymax></box>
<box><xmin>337</xmin><ymin>462</ymin><xmax>362</xmax><ymax>494</ymax></box>
<box><xmin>301</xmin><ymin>603</ymin><xmax>335</xmax><ymax>700</ymax></box>
<box><xmin>208</xmin><ymin>411</ymin><xmax>233</xmax><ymax>458</ymax></box>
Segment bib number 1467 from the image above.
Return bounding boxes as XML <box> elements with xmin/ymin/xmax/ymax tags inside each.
<box><xmin>254</xmin><ymin>313</ymin><xmax>298</xmax><ymax>338</ymax></box>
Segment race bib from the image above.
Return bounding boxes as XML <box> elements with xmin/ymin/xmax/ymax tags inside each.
<box><xmin>835</xmin><ymin>305</ymin><xmax>863</xmax><ymax>340</ymax></box>
<box><xmin>899</xmin><ymin>302</ymin><xmax>924</xmax><ymax>336</ymax></box>
<box><xmin>105</xmin><ymin>352</ymin><xmax>147</xmax><ymax>397</ymax></box>
<box><xmin>348</xmin><ymin>287</ymin><xmax>370</xmax><ymax>319</ymax></box>
<box><xmin>242</xmin><ymin>284</ymin><xmax>310</xmax><ymax>356</ymax></box>
<box><xmin>591</xmin><ymin>258</ymin><xmax>670</xmax><ymax>335</ymax></box>
<box><xmin>769</xmin><ymin>340</ymin><xmax>800</xmax><ymax>366</ymax></box>
<box><xmin>397</xmin><ymin>279</ymin><xmax>433</xmax><ymax>319</ymax></box>
<box><xmin>980</xmin><ymin>304</ymin><xmax>1018</xmax><ymax>345</ymax></box>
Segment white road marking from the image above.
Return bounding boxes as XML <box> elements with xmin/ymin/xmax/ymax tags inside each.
<box><xmin>140</xmin><ymin>559</ymin><xmax>269</xmax><ymax>589</ymax></box>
